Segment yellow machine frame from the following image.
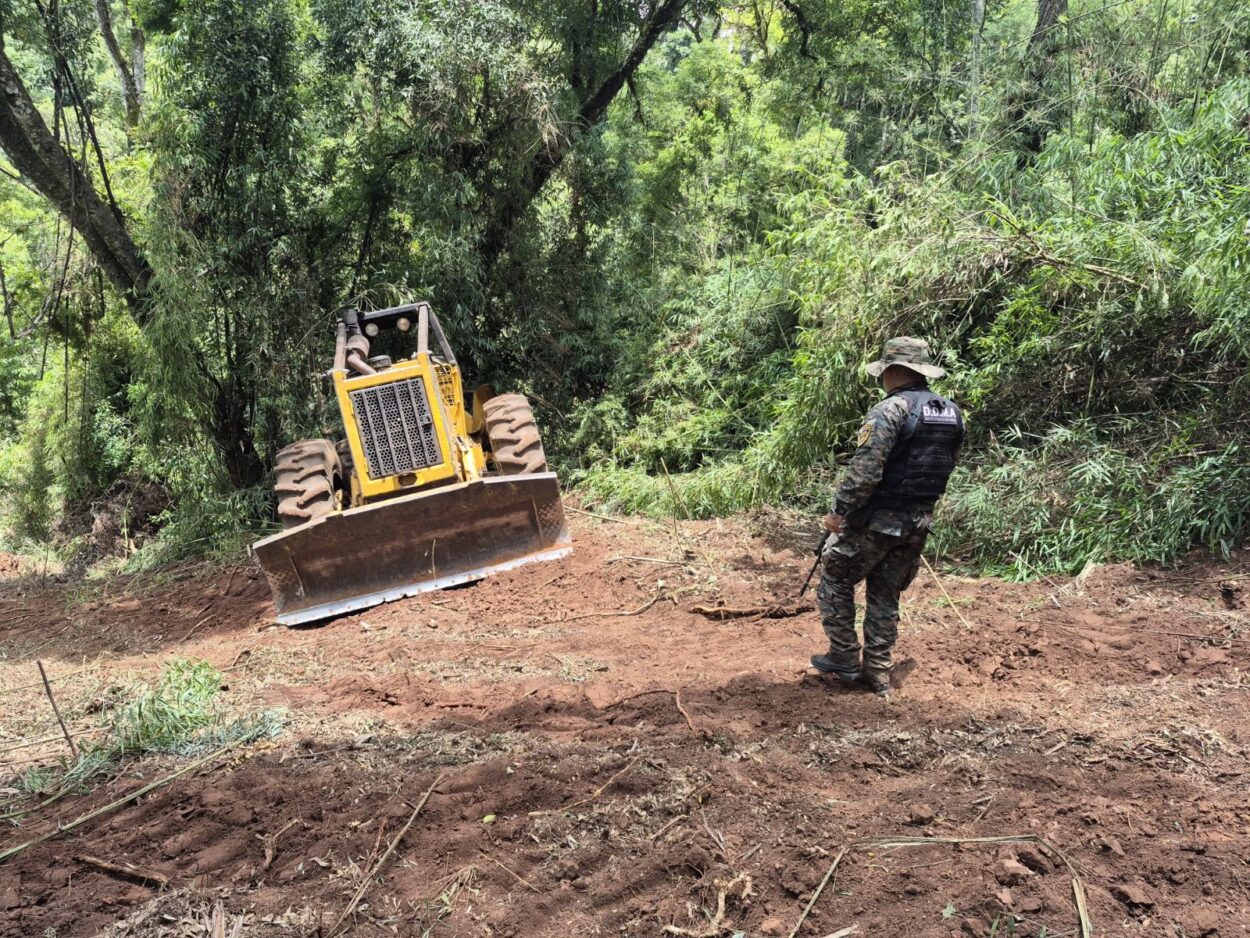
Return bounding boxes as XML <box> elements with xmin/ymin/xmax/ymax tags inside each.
<box><xmin>335</xmin><ymin>357</ymin><xmax>488</xmax><ymax>501</ymax></box>
<box><xmin>331</xmin><ymin>302</ymin><xmax>494</xmax><ymax>504</ymax></box>
<box><xmin>253</xmin><ymin>300</ymin><xmax>572</xmax><ymax>626</ymax></box>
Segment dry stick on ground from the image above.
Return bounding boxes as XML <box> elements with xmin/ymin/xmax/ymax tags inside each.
<box><xmin>1</xmin><ymin>660</ymin><xmax>150</xmax><ymax>696</ymax></box>
<box><xmin>0</xmin><ymin>743</ymin><xmax>238</xmax><ymax>863</ymax></box>
<box><xmin>0</xmin><ymin>726</ymin><xmax>109</xmax><ymax>757</ymax></box>
<box><xmin>674</xmin><ymin>687</ymin><xmax>701</xmax><ymax>736</ymax></box>
<box><xmin>786</xmin><ymin>835</ymin><xmax>1091</xmax><ymax>938</ymax></box>
<box><xmin>561</xmin><ymin>594</ymin><xmax>664</xmax><ymax>623</ymax></box>
<box><xmin>605</xmin><ymin>689</ymin><xmax>673</xmax><ymax>709</ymax></box>
<box><xmin>651</xmin><ymin>814</ymin><xmax>687</xmax><ymax>841</ymax></box>
<box><xmin>528</xmin><ymin>755</ymin><xmax>642</xmax><ymax>817</ymax></box>
<box><xmin>477</xmin><ymin>849</ymin><xmax>541</xmax><ymax>893</ymax></box>
<box><xmin>36</xmin><ymin>660</ymin><xmax>77</xmax><ymax>761</ymax></box>
<box><xmin>180</xmin><ymin>615</ymin><xmax>214</xmax><ymax>643</ymax></box>
<box><xmin>608</xmin><ymin>555</ymin><xmax>690</xmax><ymax>566</ymax></box>
<box><xmin>689</xmin><ymin>602</ymin><xmax>813</xmax><ymax>620</ymax></box>
<box><xmin>76</xmin><ymin>853</ymin><xmax>169</xmax><ymax>888</ymax></box>
<box><xmin>566</xmin><ymin>505</ymin><xmax>643</xmax><ymax>526</ymax></box>
<box><xmin>327</xmin><ymin>774</ymin><xmax>443</xmax><ymax>937</ymax></box>
<box><xmin>921</xmin><ymin>557</ymin><xmax>973</xmax><ymax>631</ymax></box>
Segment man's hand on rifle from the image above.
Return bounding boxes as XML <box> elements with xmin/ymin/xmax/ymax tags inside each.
<box><xmin>823</xmin><ymin>512</ymin><xmax>845</xmax><ymax>535</ymax></box>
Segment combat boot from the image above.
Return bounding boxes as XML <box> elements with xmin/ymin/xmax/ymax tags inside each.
<box><xmin>810</xmin><ymin>652</ymin><xmax>862</xmax><ymax>686</ymax></box>
<box><xmin>860</xmin><ymin>671</ymin><xmax>891</xmax><ymax>699</ymax></box>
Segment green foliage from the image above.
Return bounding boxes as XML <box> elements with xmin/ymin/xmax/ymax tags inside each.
<box><xmin>9</xmin><ymin>659</ymin><xmax>284</xmax><ymax>797</ymax></box>
<box><xmin>3</xmin><ymin>0</ymin><xmax>1250</xmax><ymax>577</ymax></box>
<box><xmin>579</xmin><ymin>28</ymin><xmax>1250</xmax><ymax>573</ymax></box>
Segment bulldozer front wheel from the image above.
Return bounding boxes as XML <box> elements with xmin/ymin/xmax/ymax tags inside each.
<box><xmin>483</xmin><ymin>393</ymin><xmax>548</xmax><ymax>475</ymax></box>
<box><xmin>275</xmin><ymin>439</ymin><xmax>342</xmax><ymax>529</ymax></box>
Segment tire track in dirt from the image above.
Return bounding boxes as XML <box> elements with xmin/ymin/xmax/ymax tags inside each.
<box><xmin>1</xmin><ymin>517</ymin><xmax>1248</xmax><ymax>936</ymax></box>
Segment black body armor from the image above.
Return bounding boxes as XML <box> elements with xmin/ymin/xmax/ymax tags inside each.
<box><xmin>865</xmin><ymin>388</ymin><xmax>964</xmax><ymax>513</ymax></box>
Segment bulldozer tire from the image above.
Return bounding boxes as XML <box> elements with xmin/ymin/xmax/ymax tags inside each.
<box><xmin>335</xmin><ymin>439</ymin><xmax>354</xmax><ymax>476</ymax></box>
<box><xmin>483</xmin><ymin>393</ymin><xmax>548</xmax><ymax>475</ymax></box>
<box><xmin>275</xmin><ymin>439</ymin><xmax>342</xmax><ymax>529</ymax></box>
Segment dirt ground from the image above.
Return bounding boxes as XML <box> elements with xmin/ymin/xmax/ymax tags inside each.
<box><xmin>1</xmin><ymin>509</ymin><xmax>1248</xmax><ymax>937</ymax></box>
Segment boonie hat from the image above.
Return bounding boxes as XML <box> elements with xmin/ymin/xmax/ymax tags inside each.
<box><xmin>865</xmin><ymin>336</ymin><xmax>946</xmax><ymax>380</ymax></box>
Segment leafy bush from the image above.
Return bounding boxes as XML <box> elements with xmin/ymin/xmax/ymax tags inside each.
<box><xmin>10</xmin><ymin>660</ymin><xmax>284</xmax><ymax>797</ymax></box>
<box><xmin>579</xmin><ymin>71</ymin><xmax>1250</xmax><ymax>574</ymax></box>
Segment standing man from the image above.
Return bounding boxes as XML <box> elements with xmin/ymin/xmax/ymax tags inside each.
<box><xmin>811</xmin><ymin>337</ymin><xmax>964</xmax><ymax>698</ymax></box>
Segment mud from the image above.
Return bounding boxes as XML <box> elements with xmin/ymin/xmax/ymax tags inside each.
<box><xmin>1</xmin><ymin>513</ymin><xmax>1248</xmax><ymax>936</ymax></box>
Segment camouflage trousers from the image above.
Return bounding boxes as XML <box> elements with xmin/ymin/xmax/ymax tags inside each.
<box><xmin>816</xmin><ymin>525</ymin><xmax>928</xmax><ymax>680</ymax></box>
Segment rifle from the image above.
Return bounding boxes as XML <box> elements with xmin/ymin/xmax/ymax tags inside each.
<box><xmin>799</xmin><ymin>531</ymin><xmax>831</xmax><ymax>597</ymax></box>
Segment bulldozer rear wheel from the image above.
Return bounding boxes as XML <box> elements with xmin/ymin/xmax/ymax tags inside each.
<box><xmin>275</xmin><ymin>439</ymin><xmax>342</xmax><ymax>529</ymax></box>
<box><xmin>483</xmin><ymin>393</ymin><xmax>548</xmax><ymax>475</ymax></box>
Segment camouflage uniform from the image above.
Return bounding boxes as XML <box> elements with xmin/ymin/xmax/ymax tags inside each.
<box><xmin>816</xmin><ymin>390</ymin><xmax>933</xmax><ymax>683</ymax></box>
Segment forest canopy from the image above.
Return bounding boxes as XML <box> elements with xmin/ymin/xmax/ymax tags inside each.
<box><xmin>1</xmin><ymin>0</ymin><xmax>1248</xmax><ymax>576</ymax></box>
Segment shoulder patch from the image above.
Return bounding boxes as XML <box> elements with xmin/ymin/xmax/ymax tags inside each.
<box><xmin>856</xmin><ymin>423</ymin><xmax>872</xmax><ymax>448</ymax></box>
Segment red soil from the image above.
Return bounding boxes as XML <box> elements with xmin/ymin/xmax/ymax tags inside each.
<box><xmin>0</xmin><ymin>513</ymin><xmax>1247</xmax><ymax>937</ymax></box>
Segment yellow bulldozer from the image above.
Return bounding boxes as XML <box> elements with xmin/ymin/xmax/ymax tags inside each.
<box><xmin>252</xmin><ymin>301</ymin><xmax>571</xmax><ymax>625</ymax></box>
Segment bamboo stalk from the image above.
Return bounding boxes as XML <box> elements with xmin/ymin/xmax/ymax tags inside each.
<box><xmin>0</xmin><ymin>743</ymin><xmax>237</xmax><ymax>863</ymax></box>
<box><xmin>36</xmin><ymin>660</ymin><xmax>77</xmax><ymax>761</ymax></box>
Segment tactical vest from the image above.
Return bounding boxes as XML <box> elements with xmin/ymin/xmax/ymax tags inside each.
<box><xmin>865</xmin><ymin>388</ymin><xmax>964</xmax><ymax>513</ymax></box>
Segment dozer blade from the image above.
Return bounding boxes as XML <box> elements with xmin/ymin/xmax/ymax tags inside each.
<box><xmin>252</xmin><ymin>473</ymin><xmax>571</xmax><ymax>626</ymax></box>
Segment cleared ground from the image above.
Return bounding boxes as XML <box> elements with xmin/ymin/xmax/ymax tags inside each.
<box><xmin>1</xmin><ymin>511</ymin><xmax>1248</xmax><ymax>937</ymax></box>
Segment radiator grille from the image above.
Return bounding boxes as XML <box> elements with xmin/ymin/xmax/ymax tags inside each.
<box><xmin>349</xmin><ymin>377</ymin><xmax>443</xmax><ymax>479</ymax></box>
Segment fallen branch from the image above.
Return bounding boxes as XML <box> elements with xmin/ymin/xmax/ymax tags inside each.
<box><xmin>689</xmin><ymin>602</ymin><xmax>813</xmax><ymax>620</ymax></box>
<box><xmin>650</xmin><ymin>814</ymin><xmax>687</xmax><ymax>841</ymax></box>
<box><xmin>327</xmin><ymin>774</ymin><xmax>442</xmax><ymax>937</ymax></box>
<box><xmin>561</xmin><ymin>595</ymin><xmax>663</xmax><ymax>623</ymax></box>
<box><xmin>674</xmin><ymin>687</ymin><xmax>701</xmax><ymax>736</ymax></box>
<box><xmin>786</xmin><ymin>835</ymin><xmax>1090</xmax><ymax>938</ymax></box>
<box><xmin>529</xmin><ymin>755</ymin><xmax>641</xmax><ymax>817</ymax></box>
<box><xmin>0</xmin><ymin>726</ymin><xmax>108</xmax><ymax>757</ymax></box>
<box><xmin>180</xmin><ymin>615</ymin><xmax>214</xmax><ymax>643</ymax></box>
<box><xmin>0</xmin><ymin>743</ymin><xmax>238</xmax><ymax>863</ymax></box>
<box><xmin>609</xmin><ymin>555</ymin><xmax>689</xmax><ymax>566</ymax></box>
<box><xmin>604</xmin><ymin>689</ymin><xmax>673</xmax><ymax>709</ymax></box>
<box><xmin>788</xmin><ymin>845</ymin><xmax>849</xmax><ymax>938</ymax></box>
<box><xmin>76</xmin><ymin>853</ymin><xmax>169</xmax><ymax>888</ymax></box>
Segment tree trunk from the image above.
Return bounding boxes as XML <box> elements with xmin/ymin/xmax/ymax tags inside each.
<box><xmin>0</xmin><ymin>42</ymin><xmax>151</xmax><ymax>310</ymax></box>
<box><xmin>93</xmin><ymin>0</ymin><xmax>143</xmax><ymax>129</ymax></box>
<box><xmin>1005</xmin><ymin>0</ymin><xmax>1069</xmax><ymax>159</ymax></box>
<box><xmin>212</xmin><ymin>381</ymin><xmax>265</xmax><ymax>489</ymax></box>
<box><xmin>478</xmin><ymin>0</ymin><xmax>688</xmax><ymax>269</ymax></box>
<box><xmin>131</xmin><ymin>25</ymin><xmax>145</xmax><ymax>110</ymax></box>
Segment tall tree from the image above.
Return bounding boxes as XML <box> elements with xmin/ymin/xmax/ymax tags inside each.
<box><xmin>0</xmin><ymin>39</ymin><xmax>150</xmax><ymax>309</ymax></box>
<box><xmin>1006</xmin><ymin>0</ymin><xmax>1069</xmax><ymax>158</ymax></box>
<box><xmin>93</xmin><ymin>0</ymin><xmax>144</xmax><ymax>130</ymax></box>
<box><xmin>478</xmin><ymin>0</ymin><xmax>691</xmax><ymax>267</ymax></box>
